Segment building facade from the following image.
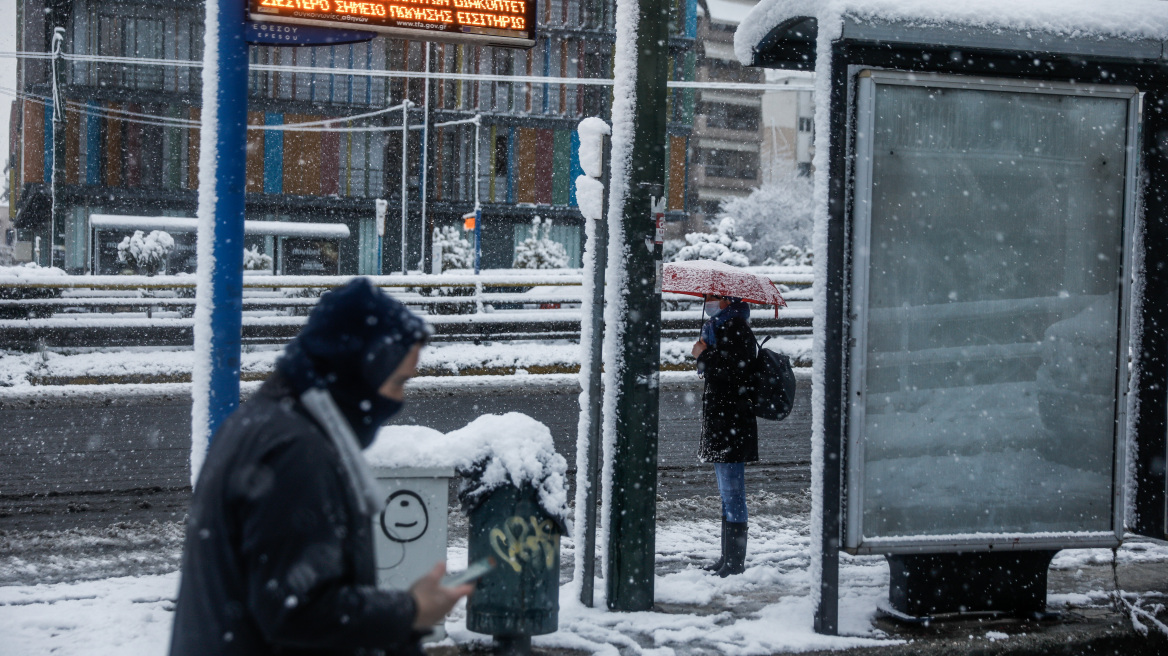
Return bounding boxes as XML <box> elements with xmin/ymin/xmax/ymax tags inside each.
<box><xmin>682</xmin><ymin>0</ymin><xmax>811</xmax><ymax>236</ymax></box>
<box><xmin>10</xmin><ymin>0</ymin><xmax>697</xmax><ymax>274</ymax></box>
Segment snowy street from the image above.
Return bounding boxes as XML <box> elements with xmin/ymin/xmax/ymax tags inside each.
<box><xmin>0</xmin><ymin>370</ymin><xmax>813</xmax><ymax>530</ymax></box>
<box><xmin>3</xmin><ymin>492</ymin><xmax>1167</xmax><ymax>655</ymax></box>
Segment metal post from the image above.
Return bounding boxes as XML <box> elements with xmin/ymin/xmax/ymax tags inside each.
<box><xmin>191</xmin><ymin>0</ymin><xmax>250</xmax><ymax>470</ymax></box>
<box><xmin>473</xmin><ymin>117</ymin><xmax>482</xmax><ymax>275</ymax></box>
<box><xmin>400</xmin><ymin>94</ymin><xmax>410</xmax><ymax>273</ymax></box>
<box><xmin>49</xmin><ymin>27</ymin><xmax>65</xmax><ymax>270</ymax></box>
<box><xmin>375</xmin><ymin>198</ymin><xmax>388</xmax><ymax>276</ymax></box>
<box><xmin>813</xmin><ymin>43</ymin><xmax>851</xmax><ymax>636</ymax></box>
<box><xmin>419</xmin><ymin>42</ymin><xmax>430</xmax><ymax>272</ymax></box>
<box><xmin>579</xmin><ymin>132</ymin><xmax>610</xmax><ymax>608</ymax></box>
<box><xmin>606</xmin><ymin>0</ymin><xmax>669</xmax><ymax>611</ymax></box>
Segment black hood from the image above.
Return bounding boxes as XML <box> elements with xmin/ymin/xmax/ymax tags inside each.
<box><xmin>276</xmin><ymin>278</ymin><xmax>429</xmax><ymax>447</ymax></box>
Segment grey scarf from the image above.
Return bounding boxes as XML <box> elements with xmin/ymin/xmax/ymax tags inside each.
<box><xmin>300</xmin><ymin>387</ymin><xmax>384</xmax><ymax>517</ymax></box>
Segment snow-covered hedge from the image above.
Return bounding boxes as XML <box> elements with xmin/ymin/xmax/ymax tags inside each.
<box><xmin>671</xmin><ymin>217</ymin><xmax>752</xmax><ymax>267</ymax></box>
<box><xmin>514</xmin><ymin>217</ymin><xmax>570</xmax><ymax>270</ymax></box>
<box><xmin>117</xmin><ymin>230</ymin><xmax>175</xmax><ymax>276</ymax></box>
<box><xmin>719</xmin><ymin>168</ymin><xmax>814</xmax><ymax>264</ymax></box>
<box><xmin>0</xmin><ymin>263</ymin><xmax>67</xmax><ymax>278</ymax></box>
<box><xmin>243</xmin><ymin>246</ymin><xmax>273</xmax><ymax>271</ymax></box>
<box><xmin>434</xmin><ymin>225</ymin><xmax>474</xmax><ymax>271</ymax></box>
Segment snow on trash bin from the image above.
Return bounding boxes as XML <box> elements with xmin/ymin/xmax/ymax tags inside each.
<box><xmin>366</xmin><ymin>413</ymin><xmax>570</xmax><ymax>639</ymax></box>
<box><xmin>365</xmin><ymin>412</ymin><xmax>570</xmax><ymax>530</ymax></box>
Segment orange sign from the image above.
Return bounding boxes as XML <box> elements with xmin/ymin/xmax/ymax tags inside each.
<box><xmin>249</xmin><ymin>0</ymin><xmax>536</xmax><ymax>48</ymax></box>
<box><xmin>463</xmin><ymin>212</ymin><xmax>476</xmax><ymax>231</ymax></box>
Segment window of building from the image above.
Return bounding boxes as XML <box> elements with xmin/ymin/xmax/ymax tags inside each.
<box><xmin>798</xmin><ymin>117</ymin><xmax>814</xmax><ymax>132</ymax></box>
<box><xmin>493</xmin><ymin>131</ymin><xmax>510</xmax><ymax>202</ymax></box>
<box><xmin>700</xmin><ymin>102</ymin><xmax>761</xmax><ymax>131</ymax></box>
<box><xmin>702</xmin><ymin>149</ymin><xmax>758</xmax><ymax>180</ymax></box>
<box><xmin>340</xmin><ymin>132</ymin><xmax>385</xmax><ymax>198</ymax></box>
<box><xmin>494</xmin><ymin>133</ymin><xmax>510</xmax><ymax>176</ymax></box>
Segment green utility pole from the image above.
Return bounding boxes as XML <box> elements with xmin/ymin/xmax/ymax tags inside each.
<box><xmin>605</xmin><ymin>0</ymin><xmax>670</xmax><ymax>611</ymax></box>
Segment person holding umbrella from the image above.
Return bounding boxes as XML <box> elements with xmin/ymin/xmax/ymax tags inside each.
<box><xmin>664</xmin><ymin>259</ymin><xmax>787</xmax><ymax>578</ymax></box>
<box><xmin>691</xmin><ymin>294</ymin><xmax>758</xmax><ymax>577</ymax></box>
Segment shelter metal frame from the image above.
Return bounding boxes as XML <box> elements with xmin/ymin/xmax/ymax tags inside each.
<box><xmin>808</xmin><ymin>33</ymin><xmax>1168</xmax><ymax>635</ymax></box>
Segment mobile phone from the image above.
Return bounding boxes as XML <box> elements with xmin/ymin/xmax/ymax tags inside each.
<box><xmin>440</xmin><ymin>557</ymin><xmax>496</xmax><ymax>587</ymax></box>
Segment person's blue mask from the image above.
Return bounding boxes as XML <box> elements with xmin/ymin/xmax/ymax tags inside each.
<box><xmin>704</xmin><ymin>300</ymin><xmax>723</xmax><ymax>317</ymax></box>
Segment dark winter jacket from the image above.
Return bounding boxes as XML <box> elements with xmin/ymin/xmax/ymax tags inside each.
<box><xmin>170</xmin><ymin>279</ymin><xmax>431</xmax><ymax>656</ymax></box>
<box><xmin>696</xmin><ymin>312</ymin><xmax>758</xmax><ymax>464</ymax></box>
<box><xmin>169</xmin><ymin>375</ymin><xmax>425</xmax><ymax>656</ymax></box>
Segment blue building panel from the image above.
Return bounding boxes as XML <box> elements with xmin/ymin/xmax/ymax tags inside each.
<box><xmin>264</xmin><ymin>112</ymin><xmax>284</xmax><ymax>194</ymax></box>
<box><xmin>86</xmin><ymin>102</ymin><xmax>102</xmax><ymax>186</ymax></box>
<box><xmin>568</xmin><ymin>130</ymin><xmax>583</xmax><ymax>206</ymax></box>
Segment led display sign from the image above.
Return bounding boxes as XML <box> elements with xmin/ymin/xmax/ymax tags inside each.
<box><xmin>248</xmin><ymin>0</ymin><xmax>537</xmax><ymax>49</ymax></box>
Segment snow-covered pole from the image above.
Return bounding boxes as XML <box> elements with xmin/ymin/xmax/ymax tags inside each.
<box><xmin>190</xmin><ymin>0</ymin><xmax>250</xmax><ymax>484</ymax></box>
<box><xmin>400</xmin><ymin>96</ymin><xmax>410</xmax><ymax>273</ymax></box>
<box><xmin>49</xmin><ymin>26</ymin><xmax>65</xmax><ymax>269</ymax></box>
<box><xmin>573</xmin><ymin>117</ymin><xmax>610</xmax><ymax>607</ymax></box>
<box><xmin>431</xmin><ymin>229</ymin><xmax>442</xmax><ymax>275</ymax></box>
<box><xmin>419</xmin><ymin>43</ymin><xmax>430</xmax><ymax>272</ymax></box>
<box><xmin>473</xmin><ymin>115</ymin><xmax>482</xmax><ymax>275</ymax></box>
<box><xmin>604</xmin><ymin>0</ymin><xmax>668</xmax><ymax>611</ymax></box>
<box><xmin>375</xmin><ymin>198</ymin><xmax>388</xmax><ymax>275</ymax></box>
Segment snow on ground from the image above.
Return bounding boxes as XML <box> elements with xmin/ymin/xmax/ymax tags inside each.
<box><xmin>4</xmin><ymin>492</ymin><xmax>1166</xmax><ymax>656</ymax></box>
<box><xmin>0</xmin><ymin>573</ymin><xmax>179</xmax><ymax>656</ymax></box>
<box><xmin>0</xmin><ymin>263</ymin><xmax>68</xmax><ymax>278</ymax></box>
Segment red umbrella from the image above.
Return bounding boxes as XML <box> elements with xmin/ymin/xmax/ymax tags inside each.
<box><xmin>662</xmin><ymin>259</ymin><xmax>787</xmax><ymax>317</ymax></box>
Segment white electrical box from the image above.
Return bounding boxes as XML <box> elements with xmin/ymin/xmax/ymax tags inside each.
<box><xmin>371</xmin><ymin>465</ymin><xmax>454</xmax><ymax>639</ymax></box>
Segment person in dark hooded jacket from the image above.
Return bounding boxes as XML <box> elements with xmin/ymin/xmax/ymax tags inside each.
<box><xmin>169</xmin><ymin>278</ymin><xmax>472</xmax><ymax>656</ymax></box>
<box><xmin>692</xmin><ymin>295</ymin><xmax>757</xmax><ymax>578</ymax></box>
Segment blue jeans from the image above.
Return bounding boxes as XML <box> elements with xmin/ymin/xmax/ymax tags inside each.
<box><xmin>714</xmin><ymin>462</ymin><xmax>747</xmax><ymax>523</ymax></box>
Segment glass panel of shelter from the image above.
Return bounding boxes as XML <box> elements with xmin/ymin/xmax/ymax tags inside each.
<box><xmin>850</xmin><ymin>74</ymin><xmax>1135</xmax><ymax>542</ymax></box>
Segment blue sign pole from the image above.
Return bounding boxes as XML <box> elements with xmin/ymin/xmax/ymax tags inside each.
<box><xmin>192</xmin><ymin>0</ymin><xmax>250</xmax><ymax>477</ymax></box>
<box><xmin>208</xmin><ymin>3</ymin><xmax>250</xmax><ymax>436</ymax></box>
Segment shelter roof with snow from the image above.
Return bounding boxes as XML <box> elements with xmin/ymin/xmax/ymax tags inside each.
<box><xmin>735</xmin><ymin>0</ymin><xmax>1168</xmax><ymax>68</ymax></box>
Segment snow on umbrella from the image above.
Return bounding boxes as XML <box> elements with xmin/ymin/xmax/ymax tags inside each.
<box><xmin>662</xmin><ymin>259</ymin><xmax>787</xmax><ymax>316</ymax></box>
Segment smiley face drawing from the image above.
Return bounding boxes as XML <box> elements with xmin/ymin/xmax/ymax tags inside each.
<box><xmin>380</xmin><ymin>490</ymin><xmax>429</xmax><ymax>543</ymax></box>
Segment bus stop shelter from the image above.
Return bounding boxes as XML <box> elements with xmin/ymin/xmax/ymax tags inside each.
<box><xmin>737</xmin><ymin>0</ymin><xmax>1168</xmax><ymax>634</ymax></box>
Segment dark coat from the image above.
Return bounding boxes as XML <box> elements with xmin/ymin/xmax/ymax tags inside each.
<box><xmin>169</xmin><ymin>375</ymin><xmax>424</xmax><ymax>656</ymax></box>
<box><xmin>696</xmin><ymin>315</ymin><xmax>759</xmax><ymax>464</ymax></box>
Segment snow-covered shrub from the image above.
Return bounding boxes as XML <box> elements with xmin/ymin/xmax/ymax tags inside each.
<box><xmin>661</xmin><ymin>238</ymin><xmax>685</xmax><ymax>263</ymax></box>
<box><xmin>719</xmin><ymin>166</ymin><xmax>813</xmax><ymax>264</ymax></box>
<box><xmin>117</xmin><ymin>230</ymin><xmax>174</xmax><ymax>275</ymax></box>
<box><xmin>434</xmin><ymin>225</ymin><xmax>474</xmax><ymax>271</ymax></box>
<box><xmin>513</xmin><ymin>217</ymin><xmax>569</xmax><ymax>270</ymax></box>
<box><xmin>766</xmin><ymin>244</ymin><xmax>813</xmax><ymax>267</ymax></box>
<box><xmin>243</xmin><ymin>246</ymin><xmax>273</xmax><ymax>271</ymax></box>
<box><xmin>671</xmin><ymin>216</ymin><xmax>752</xmax><ymax>267</ymax></box>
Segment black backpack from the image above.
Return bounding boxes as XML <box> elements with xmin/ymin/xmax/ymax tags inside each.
<box><xmin>753</xmin><ymin>336</ymin><xmax>796</xmax><ymax>421</ymax></box>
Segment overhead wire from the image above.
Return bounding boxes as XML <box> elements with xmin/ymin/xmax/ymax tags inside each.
<box><xmin>0</xmin><ymin>85</ymin><xmax>431</xmax><ymax>133</ymax></box>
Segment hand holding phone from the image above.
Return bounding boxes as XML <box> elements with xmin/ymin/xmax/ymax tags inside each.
<box><xmin>440</xmin><ymin>557</ymin><xmax>496</xmax><ymax>587</ymax></box>
<box><xmin>411</xmin><ymin>560</ymin><xmax>482</xmax><ymax>631</ymax></box>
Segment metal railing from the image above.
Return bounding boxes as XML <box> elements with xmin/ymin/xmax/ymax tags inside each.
<box><xmin>0</xmin><ymin>271</ymin><xmax>814</xmax><ymax>349</ymax></box>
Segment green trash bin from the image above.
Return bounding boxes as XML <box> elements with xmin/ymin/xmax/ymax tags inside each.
<box><xmin>464</xmin><ymin>481</ymin><xmax>562</xmax><ymax>647</ymax></box>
